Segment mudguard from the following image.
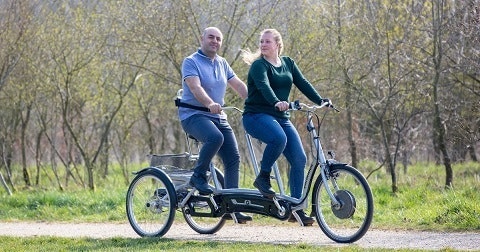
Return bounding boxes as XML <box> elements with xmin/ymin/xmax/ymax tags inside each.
<box><xmin>327</xmin><ymin>159</ymin><xmax>348</xmax><ymax>167</ymax></box>
<box><xmin>131</xmin><ymin>167</ymin><xmax>175</xmax><ymax>187</ymax></box>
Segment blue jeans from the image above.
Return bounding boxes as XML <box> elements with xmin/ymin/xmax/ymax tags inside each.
<box><xmin>181</xmin><ymin>114</ymin><xmax>240</xmax><ymax>189</ymax></box>
<box><xmin>242</xmin><ymin>113</ymin><xmax>307</xmax><ymax>199</ymax></box>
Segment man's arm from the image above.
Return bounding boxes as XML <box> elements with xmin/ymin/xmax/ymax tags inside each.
<box><xmin>228</xmin><ymin>76</ymin><xmax>248</xmax><ymax>99</ymax></box>
<box><xmin>184</xmin><ymin>76</ymin><xmax>222</xmax><ymax>114</ymax></box>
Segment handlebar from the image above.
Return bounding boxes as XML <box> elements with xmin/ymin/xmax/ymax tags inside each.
<box><xmin>289</xmin><ymin>100</ymin><xmax>340</xmax><ymax>112</ymax></box>
<box><xmin>222</xmin><ymin>100</ymin><xmax>340</xmax><ymax>114</ymax></box>
<box><xmin>222</xmin><ymin>106</ymin><xmax>243</xmax><ymax>113</ymax></box>
<box><xmin>176</xmin><ymin>88</ymin><xmax>339</xmax><ymax>113</ymax></box>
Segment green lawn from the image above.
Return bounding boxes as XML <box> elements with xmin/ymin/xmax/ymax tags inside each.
<box><xmin>0</xmin><ymin>161</ymin><xmax>479</xmax><ymax>251</ymax></box>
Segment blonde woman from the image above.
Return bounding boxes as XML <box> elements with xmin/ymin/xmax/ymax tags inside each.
<box><xmin>241</xmin><ymin>29</ymin><xmax>330</xmax><ymax>226</ymax></box>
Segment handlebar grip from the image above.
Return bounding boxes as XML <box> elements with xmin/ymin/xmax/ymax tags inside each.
<box><xmin>275</xmin><ymin>100</ymin><xmax>302</xmax><ymax>111</ymax></box>
<box><xmin>289</xmin><ymin>100</ymin><xmax>301</xmax><ymax>110</ymax></box>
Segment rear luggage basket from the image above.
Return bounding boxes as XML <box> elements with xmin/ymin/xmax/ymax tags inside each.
<box><xmin>148</xmin><ymin>153</ymin><xmax>197</xmax><ymax>186</ymax></box>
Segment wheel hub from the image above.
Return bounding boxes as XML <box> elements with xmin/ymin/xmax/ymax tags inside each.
<box><xmin>331</xmin><ymin>190</ymin><xmax>356</xmax><ymax>219</ymax></box>
<box><xmin>146</xmin><ymin>198</ymin><xmax>164</xmax><ymax>213</ymax></box>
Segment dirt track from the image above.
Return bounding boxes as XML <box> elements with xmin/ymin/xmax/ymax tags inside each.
<box><xmin>1</xmin><ymin>221</ymin><xmax>479</xmax><ymax>251</ymax></box>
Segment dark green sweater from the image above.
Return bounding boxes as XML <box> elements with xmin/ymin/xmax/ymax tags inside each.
<box><xmin>243</xmin><ymin>56</ymin><xmax>323</xmax><ymax>118</ymax></box>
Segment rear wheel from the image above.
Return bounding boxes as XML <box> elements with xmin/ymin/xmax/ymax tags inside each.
<box><xmin>126</xmin><ymin>168</ymin><xmax>176</xmax><ymax>237</ymax></box>
<box><xmin>312</xmin><ymin>165</ymin><xmax>373</xmax><ymax>243</ymax></box>
<box><xmin>182</xmin><ymin>167</ymin><xmax>226</xmax><ymax>234</ymax></box>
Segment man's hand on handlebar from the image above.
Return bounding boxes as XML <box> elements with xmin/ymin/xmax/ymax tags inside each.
<box><xmin>208</xmin><ymin>102</ymin><xmax>222</xmax><ymax>114</ymax></box>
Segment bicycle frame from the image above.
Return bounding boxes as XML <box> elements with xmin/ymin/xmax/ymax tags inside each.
<box><xmin>178</xmin><ymin>102</ymin><xmax>339</xmax><ymax>214</ymax></box>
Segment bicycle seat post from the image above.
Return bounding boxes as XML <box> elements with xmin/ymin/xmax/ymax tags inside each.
<box><xmin>185</xmin><ymin>132</ymin><xmax>200</xmax><ymax>160</ymax></box>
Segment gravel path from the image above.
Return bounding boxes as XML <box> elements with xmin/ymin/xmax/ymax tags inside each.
<box><xmin>1</xmin><ymin>221</ymin><xmax>479</xmax><ymax>251</ymax></box>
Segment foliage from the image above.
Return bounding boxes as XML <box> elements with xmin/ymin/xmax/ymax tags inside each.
<box><xmin>0</xmin><ymin>0</ymin><xmax>478</xmax><ymax>193</ymax></box>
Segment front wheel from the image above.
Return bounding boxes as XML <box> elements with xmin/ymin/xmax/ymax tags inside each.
<box><xmin>312</xmin><ymin>164</ymin><xmax>373</xmax><ymax>243</ymax></box>
<box><xmin>126</xmin><ymin>168</ymin><xmax>177</xmax><ymax>237</ymax></box>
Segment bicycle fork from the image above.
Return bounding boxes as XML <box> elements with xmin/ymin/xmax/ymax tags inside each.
<box><xmin>309</xmin><ymin>118</ymin><xmax>341</xmax><ymax>207</ymax></box>
<box><xmin>320</xmin><ymin>165</ymin><xmax>341</xmax><ymax>207</ymax></box>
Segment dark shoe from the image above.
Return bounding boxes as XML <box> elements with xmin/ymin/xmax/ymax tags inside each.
<box><xmin>154</xmin><ymin>188</ymin><xmax>166</xmax><ymax>197</ymax></box>
<box><xmin>189</xmin><ymin>173</ymin><xmax>213</xmax><ymax>195</ymax></box>
<box><xmin>223</xmin><ymin>212</ymin><xmax>253</xmax><ymax>224</ymax></box>
<box><xmin>288</xmin><ymin>210</ymin><xmax>315</xmax><ymax>226</ymax></box>
<box><xmin>253</xmin><ymin>172</ymin><xmax>275</xmax><ymax>198</ymax></box>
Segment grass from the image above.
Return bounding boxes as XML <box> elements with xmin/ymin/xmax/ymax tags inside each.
<box><xmin>367</xmin><ymin>161</ymin><xmax>480</xmax><ymax>231</ymax></box>
<box><xmin>0</xmin><ymin>186</ymin><xmax>125</xmax><ymax>223</ymax></box>
<box><xmin>0</xmin><ymin>161</ymin><xmax>479</xmax><ymax>251</ymax></box>
<box><xmin>3</xmin><ymin>161</ymin><xmax>479</xmax><ymax>230</ymax></box>
<box><xmin>0</xmin><ymin>236</ymin><xmax>418</xmax><ymax>252</ymax></box>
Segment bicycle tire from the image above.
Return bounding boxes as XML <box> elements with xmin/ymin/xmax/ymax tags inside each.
<box><xmin>182</xmin><ymin>167</ymin><xmax>226</xmax><ymax>234</ymax></box>
<box><xmin>312</xmin><ymin>164</ymin><xmax>374</xmax><ymax>243</ymax></box>
<box><xmin>126</xmin><ymin>168</ymin><xmax>177</xmax><ymax>237</ymax></box>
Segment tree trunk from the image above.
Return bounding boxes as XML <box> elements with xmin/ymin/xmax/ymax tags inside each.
<box><xmin>0</xmin><ymin>172</ymin><xmax>12</xmax><ymax>195</ymax></box>
<box><xmin>433</xmin><ymin>106</ymin><xmax>453</xmax><ymax>188</ymax></box>
<box><xmin>3</xmin><ymin>140</ymin><xmax>15</xmax><ymax>191</ymax></box>
<box><xmin>20</xmin><ymin>106</ymin><xmax>31</xmax><ymax>187</ymax></box>
<box><xmin>431</xmin><ymin>0</ymin><xmax>453</xmax><ymax>189</ymax></box>
<box><xmin>102</xmin><ymin>129</ymin><xmax>109</xmax><ymax>178</ymax></box>
<box><xmin>380</xmin><ymin>121</ymin><xmax>397</xmax><ymax>193</ymax></box>
<box><xmin>347</xmin><ymin>107</ymin><xmax>358</xmax><ymax>168</ymax></box>
<box><xmin>35</xmin><ymin>130</ymin><xmax>43</xmax><ymax>185</ymax></box>
<box><xmin>468</xmin><ymin>144</ymin><xmax>478</xmax><ymax>162</ymax></box>
<box><xmin>87</xmin><ymin>161</ymin><xmax>95</xmax><ymax>191</ymax></box>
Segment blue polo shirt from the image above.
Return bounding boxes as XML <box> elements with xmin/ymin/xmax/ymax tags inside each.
<box><xmin>179</xmin><ymin>49</ymin><xmax>236</xmax><ymax>121</ymax></box>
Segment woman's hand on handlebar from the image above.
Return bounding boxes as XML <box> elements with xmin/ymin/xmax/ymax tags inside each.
<box><xmin>275</xmin><ymin>101</ymin><xmax>290</xmax><ymax>111</ymax></box>
<box><xmin>290</xmin><ymin>99</ymin><xmax>340</xmax><ymax>112</ymax></box>
<box><xmin>276</xmin><ymin>99</ymin><xmax>339</xmax><ymax>112</ymax></box>
<box><xmin>321</xmin><ymin>98</ymin><xmax>332</xmax><ymax>107</ymax></box>
<box><xmin>319</xmin><ymin>98</ymin><xmax>340</xmax><ymax>112</ymax></box>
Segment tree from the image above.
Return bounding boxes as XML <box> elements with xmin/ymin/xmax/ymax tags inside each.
<box><xmin>445</xmin><ymin>0</ymin><xmax>480</xmax><ymax>162</ymax></box>
<box><xmin>0</xmin><ymin>0</ymin><xmax>36</xmax><ymax>191</ymax></box>
<box><xmin>0</xmin><ymin>0</ymin><xmax>27</xmax><ymax>92</ymax></box>
<box><xmin>428</xmin><ymin>0</ymin><xmax>454</xmax><ymax>188</ymax></box>
<box><xmin>0</xmin><ymin>0</ymin><xmax>478</xmax><ymax>193</ymax></box>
